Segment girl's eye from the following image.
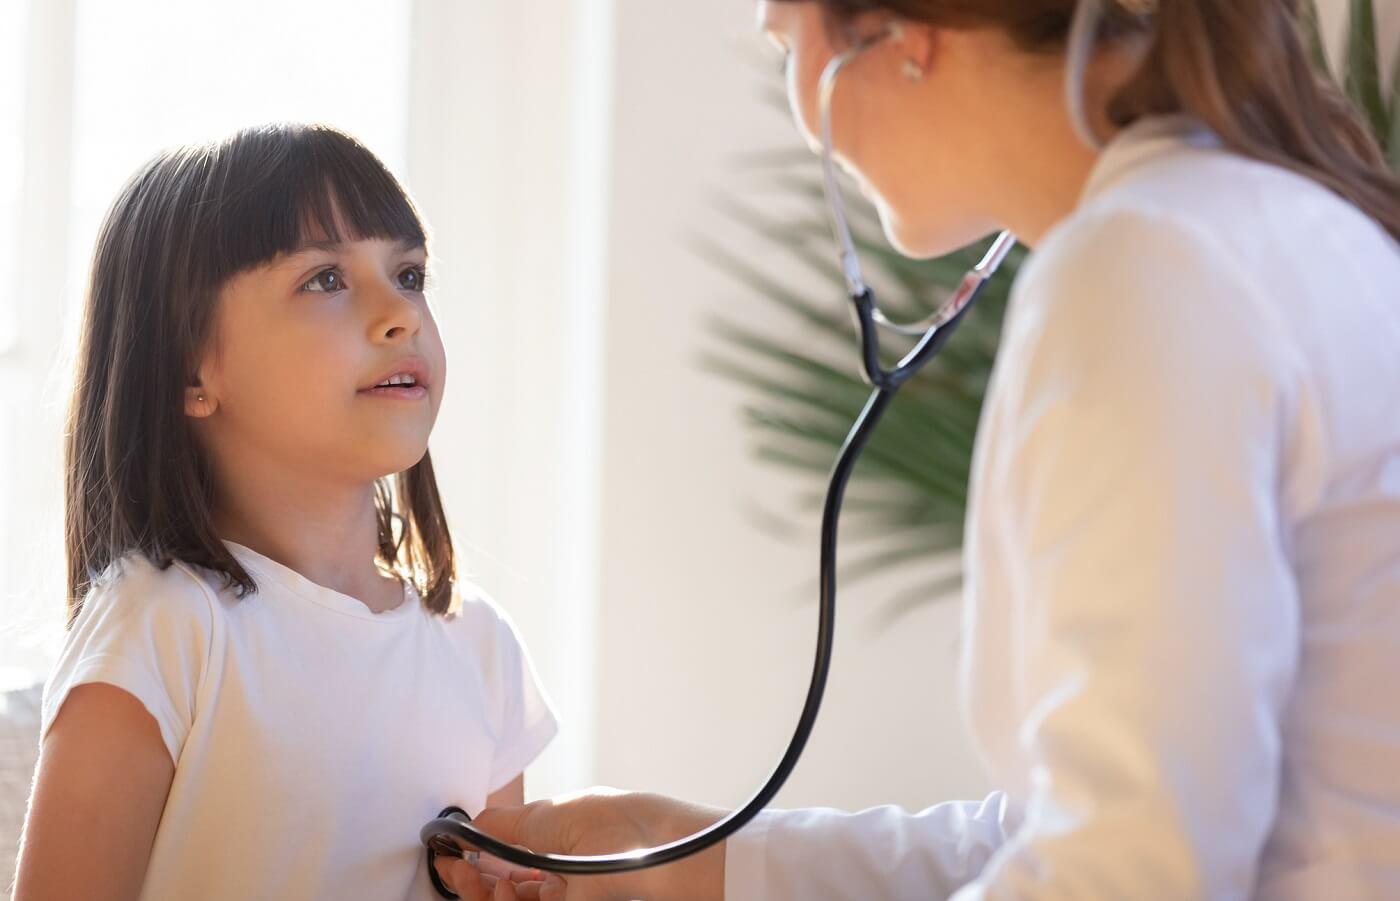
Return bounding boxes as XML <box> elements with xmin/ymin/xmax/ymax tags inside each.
<box><xmin>399</xmin><ymin>266</ymin><xmax>427</xmax><ymax>292</ymax></box>
<box><xmin>302</xmin><ymin>268</ymin><xmax>345</xmax><ymax>293</ymax></box>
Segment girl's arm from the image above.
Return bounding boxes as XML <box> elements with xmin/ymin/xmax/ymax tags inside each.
<box><xmin>13</xmin><ymin>683</ymin><xmax>174</xmax><ymax>901</ymax></box>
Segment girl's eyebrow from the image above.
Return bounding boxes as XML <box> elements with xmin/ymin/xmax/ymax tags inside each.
<box><xmin>284</xmin><ymin>236</ymin><xmax>426</xmax><ymax>258</ymax></box>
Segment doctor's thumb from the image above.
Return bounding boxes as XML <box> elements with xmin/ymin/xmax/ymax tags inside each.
<box><xmin>473</xmin><ymin>802</ymin><xmax>560</xmax><ymax>853</ymax></box>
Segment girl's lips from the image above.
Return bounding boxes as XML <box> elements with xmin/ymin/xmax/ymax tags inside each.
<box><xmin>358</xmin><ymin>384</ymin><xmax>429</xmax><ymax>401</ymax></box>
<box><xmin>362</xmin><ymin>356</ymin><xmax>431</xmax><ymax>392</ymax></box>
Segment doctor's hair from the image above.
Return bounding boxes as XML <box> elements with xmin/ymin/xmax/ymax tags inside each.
<box><xmin>791</xmin><ymin>0</ymin><xmax>1400</xmax><ymax>243</ymax></box>
<box><xmin>65</xmin><ymin>123</ymin><xmax>458</xmax><ymax>623</ymax></box>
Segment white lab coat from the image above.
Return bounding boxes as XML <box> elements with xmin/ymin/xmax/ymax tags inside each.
<box><xmin>724</xmin><ymin>116</ymin><xmax>1400</xmax><ymax>900</ymax></box>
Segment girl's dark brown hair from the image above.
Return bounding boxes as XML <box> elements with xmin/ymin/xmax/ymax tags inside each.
<box><xmin>66</xmin><ymin>123</ymin><xmax>458</xmax><ymax>621</ymax></box>
<box><xmin>788</xmin><ymin>0</ymin><xmax>1400</xmax><ymax>242</ymax></box>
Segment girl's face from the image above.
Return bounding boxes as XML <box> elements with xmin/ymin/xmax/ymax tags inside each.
<box><xmin>757</xmin><ymin>0</ymin><xmax>1004</xmax><ymax>256</ymax></box>
<box><xmin>188</xmin><ymin>231</ymin><xmax>446</xmax><ymax>486</ymax></box>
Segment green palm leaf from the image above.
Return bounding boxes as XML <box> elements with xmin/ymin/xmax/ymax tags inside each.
<box><xmin>1345</xmin><ymin>0</ymin><xmax>1390</xmax><ymax>142</ymax></box>
<box><xmin>1387</xmin><ymin>42</ymin><xmax>1400</xmax><ymax>171</ymax></box>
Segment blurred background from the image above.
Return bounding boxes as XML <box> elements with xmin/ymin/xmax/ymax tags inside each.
<box><xmin>0</xmin><ymin>0</ymin><xmax>1396</xmax><ymax>884</ymax></box>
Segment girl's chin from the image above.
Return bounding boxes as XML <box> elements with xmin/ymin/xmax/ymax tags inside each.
<box><xmin>363</xmin><ymin>441</ymin><xmax>433</xmax><ymax>480</ymax></box>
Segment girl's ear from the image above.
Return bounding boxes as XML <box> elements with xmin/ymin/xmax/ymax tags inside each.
<box><xmin>184</xmin><ymin>383</ymin><xmax>216</xmax><ymax>418</ymax></box>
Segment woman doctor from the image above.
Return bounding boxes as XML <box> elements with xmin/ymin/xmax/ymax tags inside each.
<box><xmin>442</xmin><ymin>0</ymin><xmax>1400</xmax><ymax>898</ymax></box>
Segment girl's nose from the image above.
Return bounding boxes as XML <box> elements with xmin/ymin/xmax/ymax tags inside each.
<box><xmin>369</xmin><ymin>281</ymin><xmax>423</xmax><ymax>343</ymax></box>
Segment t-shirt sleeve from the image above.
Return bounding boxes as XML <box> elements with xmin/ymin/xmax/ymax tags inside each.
<box><xmin>484</xmin><ymin>606</ymin><xmax>559</xmax><ymax>793</ymax></box>
<box><xmin>40</xmin><ymin>557</ymin><xmax>215</xmax><ymax>764</ymax></box>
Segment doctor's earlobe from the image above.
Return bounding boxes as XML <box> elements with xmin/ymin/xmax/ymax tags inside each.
<box><xmin>883</xmin><ymin>19</ymin><xmax>929</xmax><ymax>83</ymax></box>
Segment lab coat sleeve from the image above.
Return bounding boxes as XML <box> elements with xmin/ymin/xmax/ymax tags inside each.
<box><xmin>952</xmin><ymin>208</ymin><xmax>1307</xmax><ymax>899</ymax></box>
<box><xmin>724</xmin><ymin>793</ymin><xmax>1020</xmax><ymax>901</ymax></box>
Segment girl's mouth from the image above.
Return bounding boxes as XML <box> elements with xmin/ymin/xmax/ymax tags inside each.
<box><xmin>359</xmin><ymin>372</ymin><xmax>428</xmax><ymax>401</ymax></box>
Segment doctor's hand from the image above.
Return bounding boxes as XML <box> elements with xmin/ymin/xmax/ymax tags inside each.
<box><xmin>435</xmin><ymin>788</ymin><xmax>727</xmax><ymax>901</ymax></box>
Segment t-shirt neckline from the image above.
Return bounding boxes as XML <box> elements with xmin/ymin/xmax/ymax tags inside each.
<box><xmin>221</xmin><ymin>539</ymin><xmax>421</xmax><ymax>623</ymax></box>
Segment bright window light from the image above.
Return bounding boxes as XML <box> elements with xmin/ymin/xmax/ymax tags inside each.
<box><xmin>0</xmin><ymin>0</ymin><xmax>413</xmax><ymax>689</ymax></box>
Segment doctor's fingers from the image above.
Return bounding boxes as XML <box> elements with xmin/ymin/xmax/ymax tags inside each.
<box><xmin>501</xmin><ymin>877</ymin><xmax>569</xmax><ymax>901</ymax></box>
<box><xmin>508</xmin><ymin>875</ymin><xmax>574</xmax><ymax>901</ymax></box>
<box><xmin>435</xmin><ymin>858</ymin><xmax>516</xmax><ymax>900</ymax></box>
<box><xmin>446</xmin><ymin>866</ymin><xmax>587</xmax><ymax>901</ymax></box>
<box><xmin>435</xmin><ymin>852</ymin><xmax>542</xmax><ymax>885</ymax></box>
<box><xmin>439</xmin><ymin>861</ymin><xmax>565</xmax><ymax>895</ymax></box>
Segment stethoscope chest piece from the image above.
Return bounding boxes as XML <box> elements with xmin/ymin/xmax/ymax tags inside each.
<box><xmin>426</xmin><ymin>806</ymin><xmax>473</xmax><ymax>899</ymax></box>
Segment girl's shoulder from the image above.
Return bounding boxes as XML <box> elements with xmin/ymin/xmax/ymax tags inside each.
<box><xmin>46</xmin><ymin>553</ymin><xmax>227</xmax><ymax>762</ymax></box>
<box><xmin>435</xmin><ymin>579</ymin><xmax>536</xmax><ymax>669</ymax></box>
<box><xmin>82</xmin><ymin>551</ymin><xmax>227</xmax><ymax>631</ymax></box>
<box><xmin>436</xmin><ymin>579</ymin><xmax>558</xmax><ymax>767</ymax></box>
<box><xmin>440</xmin><ymin>578</ymin><xmax>515</xmax><ymax>633</ymax></box>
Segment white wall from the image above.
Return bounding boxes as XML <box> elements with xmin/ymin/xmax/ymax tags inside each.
<box><xmin>406</xmin><ymin>0</ymin><xmax>992</xmax><ymax>812</ymax></box>
<box><xmin>406</xmin><ymin>0</ymin><xmax>612</xmax><ymax>800</ymax></box>
<box><xmin>588</xmin><ymin>0</ymin><xmax>987</xmax><ymax>811</ymax></box>
<box><xmin>403</xmin><ymin>0</ymin><xmax>991</xmax><ymax>812</ymax></box>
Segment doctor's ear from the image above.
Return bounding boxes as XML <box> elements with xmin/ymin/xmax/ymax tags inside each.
<box><xmin>894</xmin><ymin>20</ymin><xmax>937</xmax><ymax>82</ymax></box>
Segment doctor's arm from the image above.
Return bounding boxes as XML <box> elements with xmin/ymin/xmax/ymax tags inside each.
<box><xmin>951</xmin><ymin>210</ymin><xmax>1306</xmax><ymax>899</ymax></box>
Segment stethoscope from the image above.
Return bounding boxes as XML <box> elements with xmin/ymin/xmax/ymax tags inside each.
<box><xmin>421</xmin><ymin>27</ymin><xmax>1016</xmax><ymax>897</ymax></box>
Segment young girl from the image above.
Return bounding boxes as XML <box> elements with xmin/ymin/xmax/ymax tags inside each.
<box><xmin>13</xmin><ymin>124</ymin><xmax>557</xmax><ymax>900</ymax></box>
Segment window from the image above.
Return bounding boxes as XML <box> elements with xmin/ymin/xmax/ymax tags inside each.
<box><xmin>0</xmin><ymin>0</ymin><xmax>29</xmax><ymax>354</ymax></box>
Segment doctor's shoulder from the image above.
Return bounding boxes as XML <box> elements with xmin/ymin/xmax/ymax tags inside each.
<box><xmin>1029</xmin><ymin>137</ymin><xmax>1397</xmax><ymax>312</ymax></box>
<box><xmin>1021</xmin><ymin>158</ymin><xmax>1313</xmax><ymax>333</ymax></box>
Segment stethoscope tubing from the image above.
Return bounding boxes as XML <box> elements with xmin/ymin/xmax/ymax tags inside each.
<box><xmin>420</xmin><ymin>277</ymin><xmax>997</xmax><ymax>884</ymax></box>
<box><xmin>421</xmin><ymin>372</ymin><xmax>901</xmax><ymax>877</ymax></box>
<box><xmin>421</xmin><ymin>31</ymin><xmax>1015</xmax><ymax>889</ymax></box>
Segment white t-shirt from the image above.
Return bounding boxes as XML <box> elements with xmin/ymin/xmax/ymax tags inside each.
<box><xmin>725</xmin><ymin>116</ymin><xmax>1400</xmax><ymax>899</ymax></box>
<box><xmin>41</xmin><ymin>540</ymin><xmax>558</xmax><ymax>900</ymax></box>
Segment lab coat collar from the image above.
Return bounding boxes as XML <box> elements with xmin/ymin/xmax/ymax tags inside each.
<box><xmin>1078</xmin><ymin>114</ymin><xmax>1222</xmax><ymax>205</ymax></box>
